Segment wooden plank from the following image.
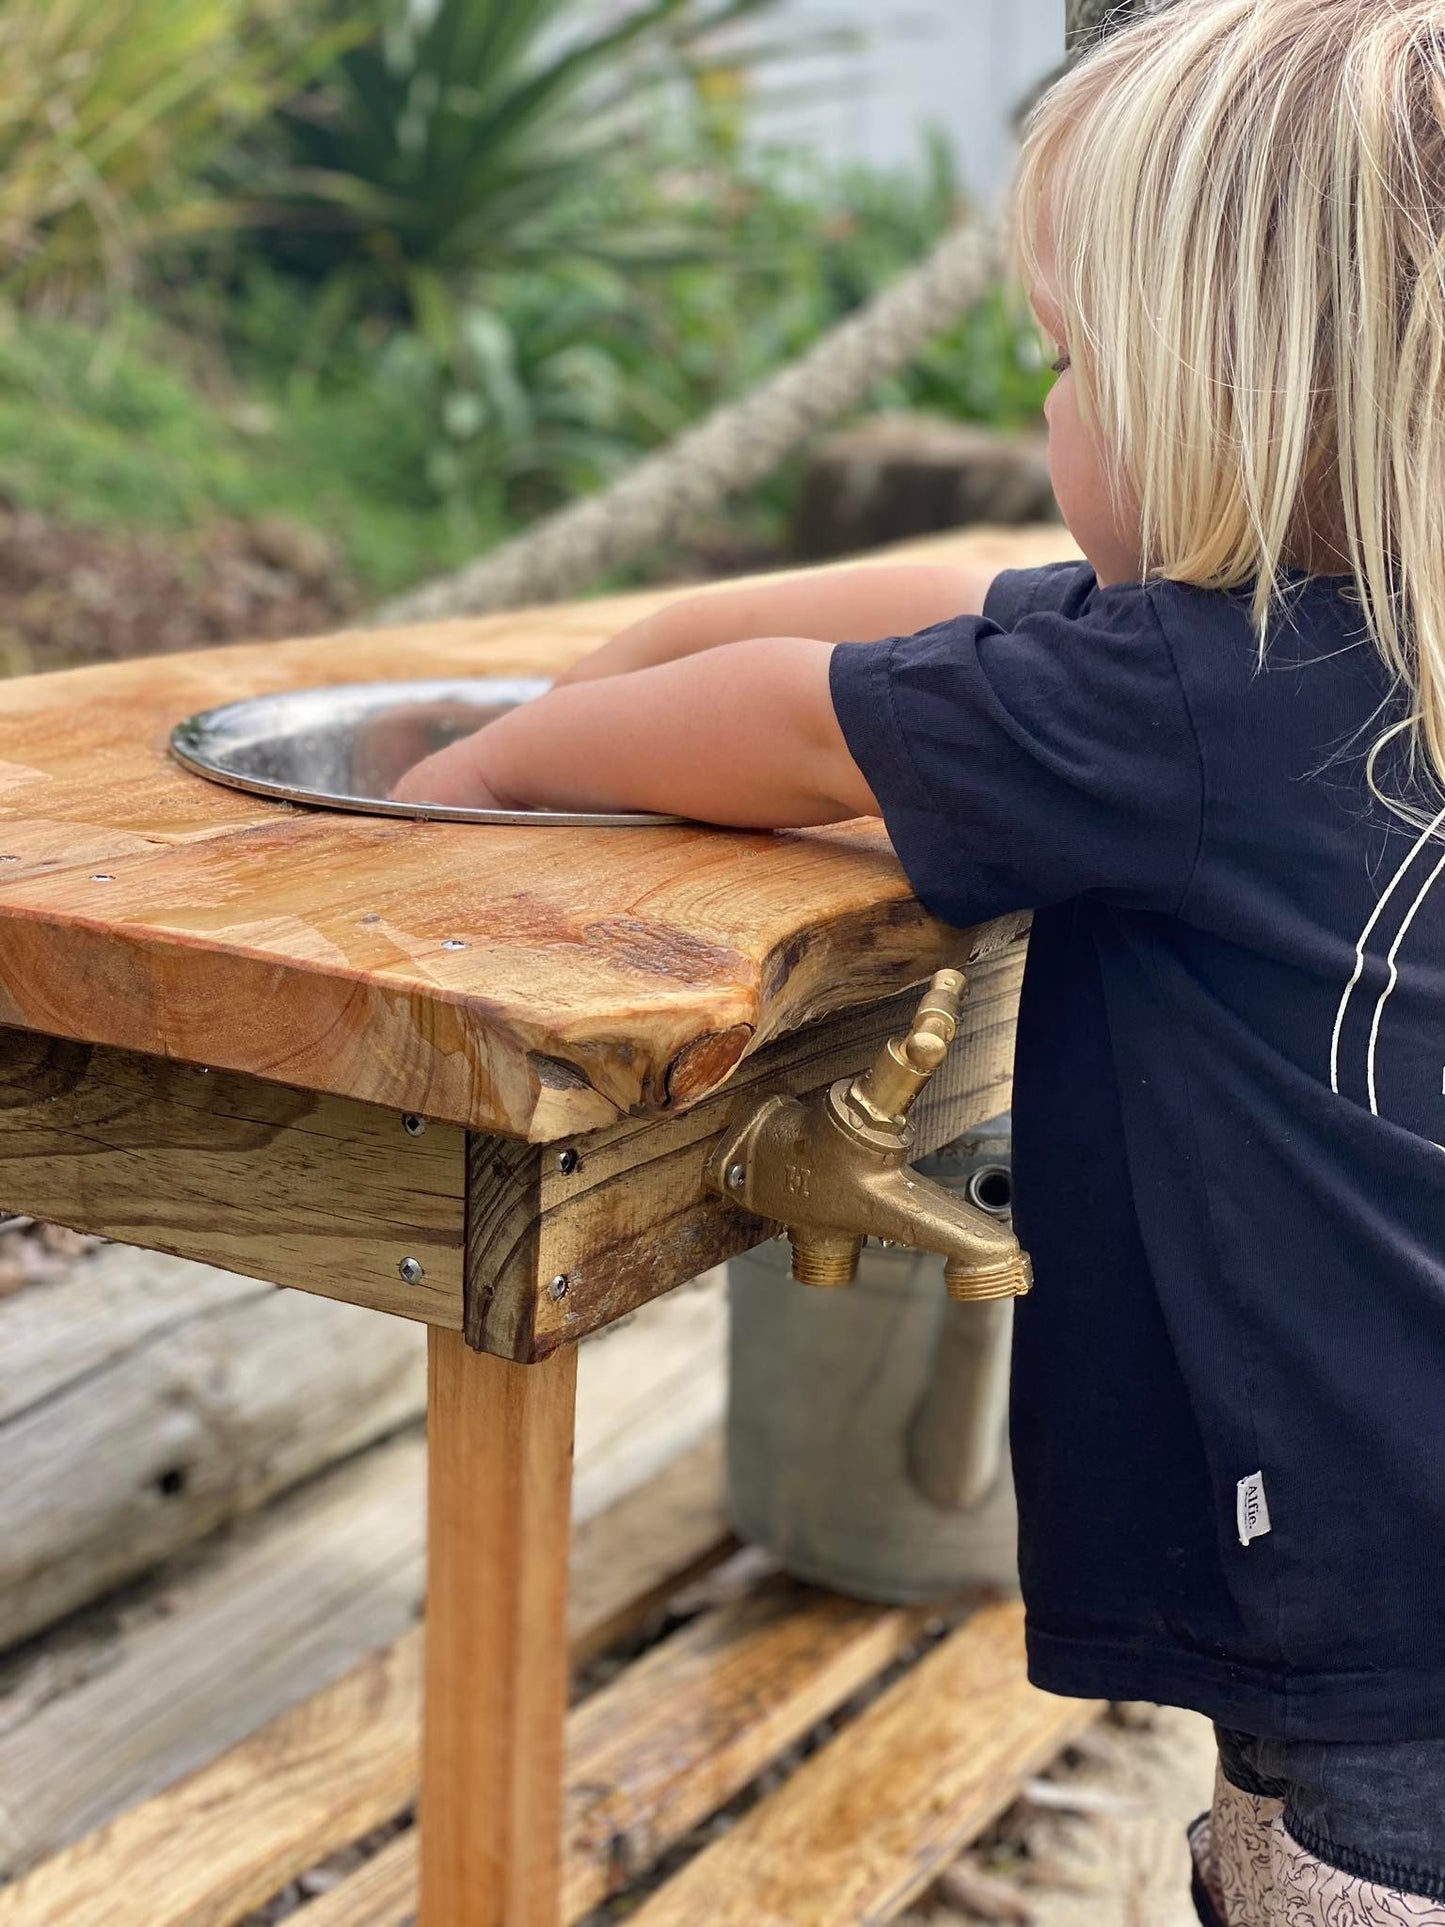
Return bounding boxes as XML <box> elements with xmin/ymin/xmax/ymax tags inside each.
<box><xmin>0</xmin><ymin>1433</ymin><xmax>731</xmax><ymax>1924</ymax></box>
<box><xmin>289</xmin><ymin>1836</ymin><xmax>416</xmax><ymax>1927</ymax></box>
<box><xmin>0</xmin><ymin>1259</ymin><xmax>722</xmax><ymax>1659</ymax></box>
<box><xmin>0</xmin><ymin>528</ymin><xmax>1071</xmax><ymax>1138</ymax></box>
<box><xmin>0</xmin><ymin>1433</ymin><xmax>429</xmax><ymax>1884</ymax></box>
<box><xmin>629</xmin><ymin>1601</ymin><xmax>1102</xmax><ymax>1927</ymax></box>
<box><xmin>419</xmin><ymin>1333</ymin><xmax>577</xmax><ymax>1927</ymax></box>
<box><xmin>467</xmin><ymin>935</ymin><xmax>1024</xmax><ymax>1358</ymax></box>
<box><xmin>253</xmin><ymin>1576</ymin><xmax>927</xmax><ymax>1927</ymax></box>
<box><xmin>559</xmin><ymin>1577</ymin><xmax>924</xmax><ymax>1921</ymax></box>
<box><xmin>566</xmin><ymin>1427</ymin><xmax>731</xmax><ymax>1670</ymax></box>
<box><xmin>0</xmin><ymin>1249</ymin><xmax>424</xmax><ymax>1650</ymax></box>
<box><xmin>0</xmin><ymin>1030</ymin><xmax>466</xmax><ymax>1325</ymax></box>
<box><xmin>570</xmin><ymin>1273</ymin><xmax>727</xmax><ymax>1527</ymax></box>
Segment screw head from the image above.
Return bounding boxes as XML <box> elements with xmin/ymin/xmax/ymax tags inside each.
<box><xmin>441</xmin><ymin>938</ymin><xmax>467</xmax><ymax>951</ymax></box>
<box><xmin>557</xmin><ymin>1148</ymin><xmax>580</xmax><ymax>1176</ymax></box>
<box><xmin>548</xmin><ymin>1274</ymin><xmax>570</xmax><ymax>1301</ymax></box>
<box><xmin>398</xmin><ymin>1257</ymin><xmax>426</xmax><ymax>1286</ymax></box>
<box><xmin>726</xmin><ymin>1163</ymin><xmax>747</xmax><ymax>1191</ymax></box>
<box><xmin>402</xmin><ymin>1114</ymin><xmax>427</xmax><ymax>1137</ymax></box>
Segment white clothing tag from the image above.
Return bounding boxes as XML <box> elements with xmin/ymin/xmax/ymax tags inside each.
<box><xmin>1236</xmin><ymin>1471</ymin><xmax>1272</xmax><ymax>1547</ymax></box>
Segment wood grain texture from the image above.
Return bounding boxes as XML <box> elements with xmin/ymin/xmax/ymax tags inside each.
<box><xmin>0</xmin><ymin>1433</ymin><xmax>428</xmax><ymax>1885</ymax></box>
<box><xmin>466</xmin><ymin>935</ymin><xmax>1025</xmax><ymax>1358</ymax></box>
<box><xmin>0</xmin><ymin>1434</ymin><xmax>731</xmax><ymax>1926</ymax></box>
<box><xmin>0</xmin><ymin>1029</ymin><xmax>466</xmax><ymax>1324</ymax></box>
<box><xmin>559</xmin><ymin>1578</ymin><xmax>924</xmax><ymax>1921</ymax></box>
<box><xmin>630</xmin><ymin>1602</ymin><xmax>1102</xmax><ymax>1927</ymax></box>
<box><xmin>230</xmin><ymin>1577</ymin><xmax>925</xmax><ymax>1927</ymax></box>
<box><xmin>0</xmin><ymin>1253</ymin><xmax>722</xmax><ymax>1657</ymax></box>
<box><xmin>0</xmin><ymin>1249</ymin><xmax>425</xmax><ymax>1650</ymax></box>
<box><xmin>420</xmin><ymin>1333</ymin><xmax>577</xmax><ymax>1927</ymax></box>
<box><xmin>288</xmin><ymin>1835</ymin><xmax>416</xmax><ymax>1927</ymax></box>
<box><xmin>0</xmin><ymin>527</ymin><xmax>1072</xmax><ymax>1139</ymax></box>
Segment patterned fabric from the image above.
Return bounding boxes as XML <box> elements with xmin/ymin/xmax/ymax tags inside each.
<box><xmin>1190</xmin><ymin>1767</ymin><xmax>1445</xmax><ymax>1924</ymax></box>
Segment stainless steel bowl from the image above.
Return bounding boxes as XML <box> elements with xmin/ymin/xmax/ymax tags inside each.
<box><xmin>170</xmin><ymin>678</ymin><xmax>684</xmax><ymax>827</ymax></box>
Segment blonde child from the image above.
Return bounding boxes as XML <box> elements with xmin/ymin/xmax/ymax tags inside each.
<box><xmin>397</xmin><ymin>4</ymin><xmax>1445</xmax><ymax>1917</ymax></box>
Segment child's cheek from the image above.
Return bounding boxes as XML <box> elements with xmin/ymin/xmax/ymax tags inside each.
<box><xmin>1045</xmin><ymin>376</ymin><xmax>1143</xmax><ymax>587</ymax></box>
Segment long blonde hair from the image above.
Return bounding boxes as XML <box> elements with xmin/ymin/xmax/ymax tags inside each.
<box><xmin>1017</xmin><ymin>0</ymin><xmax>1445</xmax><ymax>812</ymax></box>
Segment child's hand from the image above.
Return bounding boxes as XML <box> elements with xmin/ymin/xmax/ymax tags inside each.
<box><xmin>391</xmin><ymin>733</ymin><xmax>510</xmax><ymax>811</ymax></box>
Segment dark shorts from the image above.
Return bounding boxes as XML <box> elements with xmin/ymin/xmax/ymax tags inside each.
<box><xmin>1191</xmin><ymin>1725</ymin><xmax>1445</xmax><ymax>1924</ymax></box>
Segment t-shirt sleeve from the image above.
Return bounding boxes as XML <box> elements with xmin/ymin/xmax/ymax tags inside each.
<box><xmin>828</xmin><ymin>563</ymin><xmax>1204</xmax><ymax>928</ymax></box>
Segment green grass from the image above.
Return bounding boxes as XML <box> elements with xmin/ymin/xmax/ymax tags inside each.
<box><xmin>0</xmin><ymin>312</ymin><xmax>498</xmax><ymax>595</ymax></box>
<box><xmin>0</xmin><ymin>141</ymin><xmax>1053</xmax><ymax>603</ymax></box>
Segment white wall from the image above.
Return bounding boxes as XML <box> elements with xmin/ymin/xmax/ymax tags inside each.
<box><xmin>750</xmin><ymin>0</ymin><xmax>1065</xmax><ymax>202</ymax></box>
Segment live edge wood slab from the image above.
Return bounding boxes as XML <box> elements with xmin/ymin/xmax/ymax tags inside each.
<box><xmin>0</xmin><ymin>525</ymin><xmax>1066</xmax><ymax>1359</ymax></box>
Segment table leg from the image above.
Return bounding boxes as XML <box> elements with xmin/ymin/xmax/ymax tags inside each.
<box><xmin>421</xmin><ymin>1329</ymin><xmax>578</xmax><ymax>1927</ymax></box>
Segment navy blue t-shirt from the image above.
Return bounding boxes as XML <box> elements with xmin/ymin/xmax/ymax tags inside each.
<box><xmin>830</xmin><ymin>562</ymin><xmax>1445</xmax><ymax>1743</ymax></box>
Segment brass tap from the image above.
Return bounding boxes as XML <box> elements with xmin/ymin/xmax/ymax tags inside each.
<box><xmin>708</xmin><ymin>970</ymin><xmax>1033</xmax><ymax>1303</ymax></box>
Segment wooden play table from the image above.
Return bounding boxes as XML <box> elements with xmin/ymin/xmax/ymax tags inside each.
<box><xmin>0</xmin><ymin>528</ymin><xmax>1071</xmax><ymax>1925</ymax></box>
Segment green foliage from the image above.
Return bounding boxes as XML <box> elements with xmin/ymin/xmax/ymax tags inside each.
<box><xmin>240</xmin><ymin>0</ymin><xmax>790</xmax><ymax>362</ymax></box>
<box><xmin>0</xmin><ymin>0</ymin><xmax>347</xmax><ymax>301</ymax></box>
<box><xmin>0</xmin><ymin>310</ymin><xmax>495</xmax><ymax>591</ymax></box>
<box><xmin>0</xmin><ymin>122</ymin><xmax>1051</xmax><ymax>596</ymax></box>
<box><xmin>0</xmin><ymin>0</ymin><xmax>1049</xmax><ymax>599</ymax></box>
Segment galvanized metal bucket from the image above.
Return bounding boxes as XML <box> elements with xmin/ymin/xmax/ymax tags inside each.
<box><xmin>726</xmin><ymin>1119</ymin><xmax>1020</xmax><ymax>1604</ymax></box>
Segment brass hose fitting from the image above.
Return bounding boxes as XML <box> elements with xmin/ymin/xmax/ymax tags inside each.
<box><xmin>708</xmin><ymin>969</ymin><xmax>1033</xmax><ymax>1303</ymax></box>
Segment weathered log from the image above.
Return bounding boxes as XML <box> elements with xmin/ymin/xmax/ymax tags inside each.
<box><xmin>792</xmin><ymin>416</ymin><xmax>1057</xmax><ymax>562</ymax></box>
<box><xmin>0</xmin><ymin>1248</ymin><xmax>725</xmax><ymax>1655</ymax></box>
<box><xmin>0</xmin><ymin>1423</ymin><xmax>731</xmax><ymax>1883</ymax></box>
<box><xmin>0</xmin><ymin>1250</ymin><xmax>425</xmax><ymax>1654</ymax></box>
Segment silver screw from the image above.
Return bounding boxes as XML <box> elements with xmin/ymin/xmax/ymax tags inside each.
<box><xmin>548</xmin><ymin>1274</ymin><xmax>570</xmax><ymax>1301</ymax></box>
<box><xmin>403</xmin><ymin>1114</ymin><xmax>427</xmax><ymax>1137</ymax></box>
<box><xmin>442</xmin><ymin>939</ymin><xmax>467</xmax><ymax>951</ymax></box>
<box><xmin>91</xmin><ymin>873</ymin><xmax>114</xmax><ymax>882</ymax></box>
<box><xmin>557</xmin><ymin>1148</ymin><xmax>580</xmax><ymax>1175</ymax></box>
<box><xmin>398</xmin><ymin>1257</ymin><xmax>426</xmax><ymax>1286</ymax></box>
<box><xmin>726</xmin><ymin>1163</ymin><xmax>747</xmax><ymax>1190</ymax></box>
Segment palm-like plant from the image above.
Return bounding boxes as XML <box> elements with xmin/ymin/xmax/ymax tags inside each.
<box><xmin>249</xmin><ymin>0</ymin><xmax>789</xmax><ymax>354</ymax></box>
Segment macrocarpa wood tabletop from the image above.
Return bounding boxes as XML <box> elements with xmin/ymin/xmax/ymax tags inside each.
<box><xmin>0</xmin><ymin>528</ymin><xmax>1074</xmax><ymax>1143</ymax></box>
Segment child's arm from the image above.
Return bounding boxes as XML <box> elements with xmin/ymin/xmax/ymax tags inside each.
<box><xmin>557</xmin><ymin>562</ymin><xmax>996</xmax><ymax>685</ymax></box>
<box><xmin>392</xmin><ymin>636</ymin><xmax>877</xmax><ymax>826</ymax></box>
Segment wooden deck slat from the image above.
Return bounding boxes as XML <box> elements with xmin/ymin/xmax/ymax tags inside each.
<box><xmin>252</xmin><ymin>1576</ymin><xmax>926</xmax><ymax>1927</ymax></box>
<box><xmin>0</xmin><ymin>1437</ymin><xmax>730</xmax><ymax>1927</ymax></box>
<box><xmin>628</xmin><ymin>1601</ymin><xmax>1102</xmax><ymax>1927</ymax></box>
<box><xmin>285</xmin><ymin>1836</ymin><xmax>415</xmax><ymax>1927</ymax></box>
<box><xmin>560</xmin><ymin>1576</ymin><xmax>923</xmax><ymax>1921</ymax></box>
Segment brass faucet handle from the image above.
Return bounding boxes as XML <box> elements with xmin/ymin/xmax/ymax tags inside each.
<box><xmin>908</xmin><ymin>969</ymin><xmax>965</xmax><ymax>1048</ymax></box>
<box><xmin>853</xmin><ymin>967</ymin><xmax>968</xmax><ymax>1125</ymax></box>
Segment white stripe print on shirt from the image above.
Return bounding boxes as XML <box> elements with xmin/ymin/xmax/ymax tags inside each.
<box><xmin>1330</xmin><ymin>807</ymin><xmax>1445</xmax><ymax>1144</ymax></box>
<box><xmin>1237</xmin><ymin>1471</ymin><xmax>1272</xmax><ymax>1547</ymax></box>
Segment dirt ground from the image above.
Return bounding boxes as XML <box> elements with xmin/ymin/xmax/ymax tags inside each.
<box><xmin>0</xmin><ymin>505</ymin><xmax>357</xmax><ymax>676</ymax></box>
<box><xmin>916</xmin><ymin>1705</ymin><xmax>1216</xmax><ymax>1926</ymax></box>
